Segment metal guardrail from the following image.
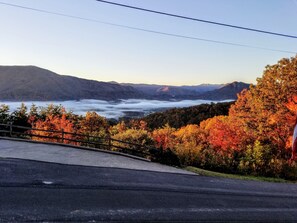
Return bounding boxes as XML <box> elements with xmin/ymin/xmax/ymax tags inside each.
<box><xmin>0</xmin><ymin>122</ymin><xmax>152</xmax><ymax>159</ymax></box>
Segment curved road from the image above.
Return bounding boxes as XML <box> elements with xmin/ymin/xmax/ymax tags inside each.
<box><xmin>1</xmin><ymin>138</ymin><xmax>297</xmax><ymax>222</ymax></box>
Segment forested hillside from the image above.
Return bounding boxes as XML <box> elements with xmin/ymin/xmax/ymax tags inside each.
<box><xmin>141</xmin><ymin>101</ymin><xmax>234</xmax><ymax>129</ymax></box>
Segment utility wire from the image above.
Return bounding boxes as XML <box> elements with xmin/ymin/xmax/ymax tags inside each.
<box><xmin>0</xmin><ymin>1</ymin><xmax>296</xmax><ymax>54</ymax></box>
<box><xmin>96</xmin><ymin>0</ymin><xmax>297</xmax><ymax>39</ymax></box>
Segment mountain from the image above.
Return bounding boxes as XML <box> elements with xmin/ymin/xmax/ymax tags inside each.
<box><xmin>120</xmin><ymin>83</ymin><xmax>164</xmax><ymax>96</ymax></box>
<box><xmin>179</xmin><ymin>84</ymin><xmax>224</xmax><ymax>93</ymax></box>
<box><xmin>0</xmin><ymin>66</ymin><xmax>142</xmax><ymax>101</ymax></box>
<box><xmin>0</xmin><ymin>65</ymin><xmax>250</xmax><ymax>101</ymax></box>
<box><xmin>121</xmin><ymin>83</ymin><xmax>224</xmax><ymax>99</ymax></box>
<box><xmin>199</xmin><ymin>82</ymin><xmax>250</xmax><ymax>100</ymax></box>
<box><xmin>122</xmin><ymin>82</ymin><xmax>249</xmax><ymax>100</ymax></box>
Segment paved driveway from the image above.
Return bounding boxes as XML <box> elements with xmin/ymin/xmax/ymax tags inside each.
<box><xmin>0</xmin><ymin>138</ymin><xmax>192</xmax><ymax>174</ymax></box>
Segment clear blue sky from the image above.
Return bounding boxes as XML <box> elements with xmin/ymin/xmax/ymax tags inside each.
<box><xmin>0</xmin><ymin>0</ymin><xmax>296</xmax><ymax>85</ymax></box>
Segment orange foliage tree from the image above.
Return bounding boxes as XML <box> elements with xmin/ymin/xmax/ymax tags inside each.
<box><xmin>284</xmin><ymin>95</ymin><xmax>297</xmax><ymax>148</ymax></box>
<box><xmin>109</xmin><ymin>121</ymin><xmax>127</xmax><ymax>135</ymax></box>
<box><xmin>152</xmin><ymin>124</ymin><xmax>176</xmax><ymax>150</ymax></box>
<box><xmin>30</xmin><ymin>111</ymin><xmax>77</xmax><ymax>144</ymax></box>
<box><xmin>200</xmin><ymin>115</ymin><xmax>248</xmax><ymax>151</ymax></box>
<box><xmin>229</xmin><ymin>56</ymin><xmax>297</xmax><ymax>152</ymax></box>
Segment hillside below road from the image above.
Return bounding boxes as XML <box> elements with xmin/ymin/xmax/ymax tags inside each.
<box><xmin>1</xmin><ymin>139</ymin><xmax>297</xmax><ymax>222</ymax></box>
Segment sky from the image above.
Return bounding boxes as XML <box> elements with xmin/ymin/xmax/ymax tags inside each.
<box><xmin>0</xmin><ymin>0</ymin><xmax>296</xmax><ymax>86</ymax></box>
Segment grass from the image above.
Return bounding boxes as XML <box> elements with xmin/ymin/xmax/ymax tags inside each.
<box><xmin>184</xmin><ymin>166</ymin><xmax>290</xmax><ymax>183</ymax></box>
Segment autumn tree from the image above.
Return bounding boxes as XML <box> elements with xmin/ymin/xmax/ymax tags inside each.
<box><xmin>76</xmin><ymin>111</ymin><xmax>109</xmax><ymax>147</ymax></box>
<box><xmin>196</xmin><ymin>114</ymin><xmax>258</xmax><ymax>173</ymax></box>
<box><xmin>284</xmin><ymin>95</ymin><xmax>297</xmax><ymax>148</ymax></box>
<box><xmin>112</xmin><ymin>128</ymin><xmax>154</xmax><ymax>157</ymax></box>
<box><xmin>173</xmin><ymin>124</ymin><xmax>208</xmax><ymax>166</ymax></box>
<box><xmin>200</xmin><ymin>116</ymin><xmax>244</xmax><ymax>151</ymax></box>
<box><xmin>109</xmin><ymin>121</ymin><xmax>127</xmax><ymax>135</ymax></box>
<box><xmin>79</xmin><ymin>112</ymin><xmax>108</xmax><ymax>136</ymax></box>
<box><xmin>30</xmin><ymin>108</ymin><xmax>77</xmax><ymax>144</ymax></box>
<box><xmin>230</xmin><ymin>56</ymin><xmax>297</xmax><ymax>152</ymax></box>
<box><xmin>152</xmin><ymin>124</ymin><xmax>176</xmax><ymax>150</ymax></box>
<box><xmin>228</xmin><ymin>89</ymin><xmax>257</xmax><ymax>142</ymax></box>
<box><xmin>128</xmin><ymin>119</ymin><xmax>148</xmax><ymax>130</ymax></box>
<box><xmin>146</xmin><ymin>124</ymin><xmax>180</xmax><ymax>166</ymax></box>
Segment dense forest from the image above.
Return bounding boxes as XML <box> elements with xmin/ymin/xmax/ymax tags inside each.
<box><xmin>1</xmin><ymin>55</ymin><xmax>297</xmax><ymax>180</ymax></box>
<box><xmin>141</xmin><ymin>101</ymin><xmax>234</xmax><ymax>129</ymax></box>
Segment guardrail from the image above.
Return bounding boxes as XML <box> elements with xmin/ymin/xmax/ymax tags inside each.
<box><xmin>0</xmin><ymin>122</ymin><xmax>153</xmax><ymax>159</ymax></box>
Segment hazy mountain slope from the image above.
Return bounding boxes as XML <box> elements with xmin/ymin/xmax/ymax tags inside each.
<box><xmin>200</xmin><ymin>82</ymin><xmax>250</xmax><ymax>100</ymax></box>
<box><xmin>123</xmin><ymin>82</ymin><xmax>248</xmax><ymax>100</ymax></box>
<box><xmin>120</xmin><ymin>83</ymin><xmax>162</xmax><ymax>96</ymax></box>
<box><xmin>179</xmin><ymin>84</ymin><xmax>224</xmax><ymax>93</ymax></box>
<box><xmin>0</xmin><ymin>66</ymin><xmax>250</xmax><ymax>101</ymax></box>
<box><xmin>121</xmin><ymin>83</ymin><xmax>223</xmax><ymax>99</ymax></box>
<box><xmin>0</xmin><ymin>66</ymin><xmax>142</xmax><ymax>101</ymax></box>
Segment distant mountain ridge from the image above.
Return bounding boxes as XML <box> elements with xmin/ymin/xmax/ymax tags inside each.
<box><xmin>122</xmin><ymin>82</ymin><xmax>249</xmax><ymax>100</ymax></box>
<box><xmin>121</xmin><ymin>83</ymin><xmax>224</xmax><ymax>96</ymax></box>
<box><xmin>0</xmin><ymin>66</ymin><xmax>250</xmax><ymax>101</ymax></box>
<box><xmin>0</xmin><ymin>66</ymin><xmax>142</xmax><ymax>101</ymax></box>
<box><xmin>198</xmin><ymin>82</ymin><xmax>250</xmax><ymax>100</ymax></box>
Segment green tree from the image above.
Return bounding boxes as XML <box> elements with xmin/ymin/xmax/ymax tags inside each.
<box><xmin>39</xmin><ymin>104</ymin><xmax>65</xmax><ymax>120</ymax></box>
<box><xmin>0</xmin><ymin>104</ymin><xmax>10</xmax><ymax>124</ymax></box>
<box><xmin>11</xmin><ymin>103</ymin><xmax>30</xmax><ymax>128</ymax></box>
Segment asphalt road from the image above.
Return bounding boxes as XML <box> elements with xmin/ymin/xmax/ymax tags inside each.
<box><xmin>1</xmin><ymin>158</ymin><xmax>297</xmax><ymax>222</ymax></box>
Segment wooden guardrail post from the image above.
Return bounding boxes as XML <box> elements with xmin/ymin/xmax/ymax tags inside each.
<box><xmin>87</xmin><ymin>134</ymin><xmax>90</xmax><ymax>147</ymax></box>
<box><xmin>9</xmin><ymin>122</ymin><xmax>12</xmax><ymax>137</ymax></box>
<box><xmin>108</xmin><ymin>136</ymin><xmax>112</xmax><ymax>150</ymax></box>
<box><xmin>61</xmin><ymin>129</ymin><xmax>64</xmax><ymax>143</ymax></box>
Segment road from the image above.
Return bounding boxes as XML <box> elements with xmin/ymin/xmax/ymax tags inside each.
<box><xmin>1</xmin><ymin>139</ymin><xmax>297</xmax><ymax>222</ymax></box>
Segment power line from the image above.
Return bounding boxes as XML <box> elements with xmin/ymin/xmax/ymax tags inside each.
<box><xmin>95</xmin><ymin>0</ymin><xmax>297</xmax><ymax>39</ymax></box>
<box><xmin>0</xmin><ymin>1</ymin><xmax>296</xmax><ymax>54</ymax></box>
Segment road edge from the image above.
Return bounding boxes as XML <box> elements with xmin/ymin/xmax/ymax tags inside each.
<box><xmin>0</xmin><ymin>137</ymin><xmax>151</xmax><ymax>162</ymax></box>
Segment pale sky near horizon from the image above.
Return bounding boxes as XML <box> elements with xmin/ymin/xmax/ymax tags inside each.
<box><xmin>0</xmin><ymin>0</ymin><xmax>296</xmax><ymax>86</ymax></box>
